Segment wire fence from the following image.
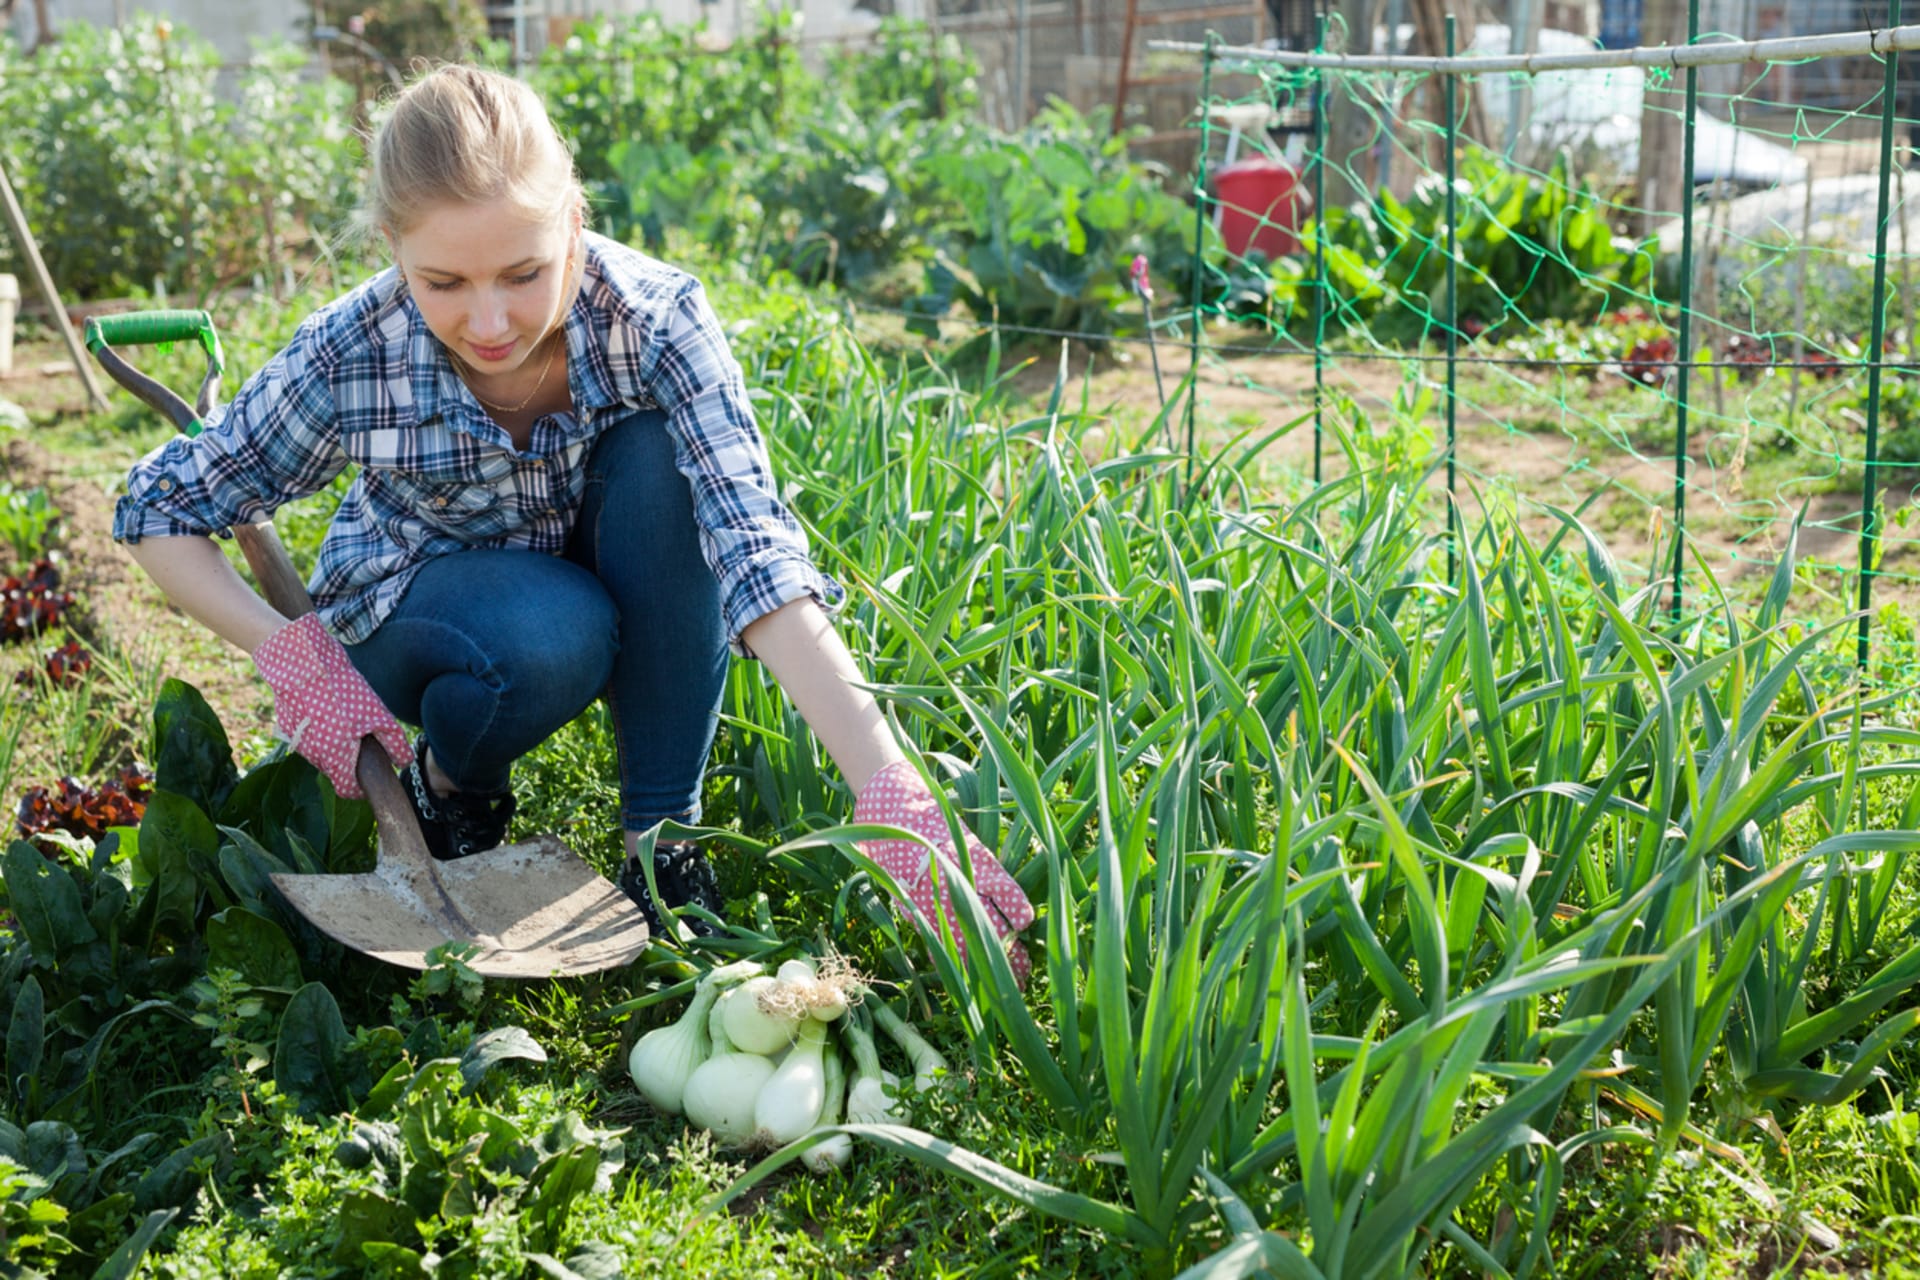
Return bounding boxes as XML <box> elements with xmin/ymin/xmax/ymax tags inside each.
<box><xmin>1138</xmin><ymin>8</ymin><xmax>1920</xmax><ymax>681</ymax></box>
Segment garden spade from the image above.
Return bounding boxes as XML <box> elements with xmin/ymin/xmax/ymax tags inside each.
<box><xmin>86</xmin><ymin>310</ymin><xmax>651</xmax><ymax>978</ymax></box>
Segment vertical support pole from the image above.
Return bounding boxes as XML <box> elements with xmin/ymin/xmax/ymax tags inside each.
<box><xmin>1379</xmin><ymin>0</ymin><xmax>1407</xmax><ymax>191</ymax></box>
<box><xmin>1015</xmin><ymin>0</ymin><xmax>1031</xmax><ymax>125</ymax></box>
<box><xmin>1185</xmin><ymin>35</ymin><xmax>1217</xmax><ymax>491</ymax></box>
<box><xmin>1787</xmin><ymin>167</ymin><xmax>1815</xmax><ymax>429</ymax></box>
<box><xmin>0</xmin><ymin>160</ymin><xmax>109</xmax><ymax>412</ymax></box>
<box><xmin>1506</xmin><ymin>0</ymin><xmax>1541</xmax><ymax>157</ymax></box>
<box><xmin>1445</xmin><ymin>15</ymin><xmax>1460</xmax><ymax>579</ymax></box>
<box><xmin>1313</xmin><ymin>13</ymin><xmax>1328</xmax><ymax>486</ymax></box>
<box><xmin>1114</xmin><ymin>0</ymin><xmax>1143</xmax><ymax>139</ymax></box>
<box><xmin>1859</xmin><ymin>2</ymin><xmax>1903</xmax><ymax>672</ymax></box>
<box><xmin>1669</xmin><ymin>0</ymin><xmax>1701</xmax><ymax>626</ymax></box>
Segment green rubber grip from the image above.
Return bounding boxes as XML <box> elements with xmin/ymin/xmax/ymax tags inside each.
<box><xmin>83</xmin><ymin>310</ymin><xmax>224</xmax><ymax>373</ymax></box>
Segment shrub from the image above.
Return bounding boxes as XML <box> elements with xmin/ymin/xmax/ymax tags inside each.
<box><xmin>1299</xmin><ymin>144</ymin><xmax>1652</xmax><ymax>346</ymax></box>
<box><xmin>532</xmin><ymin>13</ymin><xmax>815</xmax><ymax>205</ymax></box>
<box><xmin>0</xmin><ymin>18</ymin><xmax>359</xmax><ymax>299</ymax></box>
<box><xmin>822</xmin><ymin>15</ymin><xmax>981</xmax><ymax>123</ymax></box>
<box><xmin>908</xmin><ymin>100</ymin><xmax>1195</xmax><ymax>339</ymax></box>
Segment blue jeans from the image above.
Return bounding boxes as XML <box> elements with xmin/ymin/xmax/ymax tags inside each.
<box><xmin>347</xmin><ymin>408</ymin><xmax>729</xmax><ymax>829</ymax></box>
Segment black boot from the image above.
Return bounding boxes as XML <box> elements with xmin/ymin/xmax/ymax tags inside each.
<box><xmin>618</xmin><ymin>840</ymin><xmax>723</xmax><ymax>937</ymax></box>
<box><xmin>398</xmin><ymin>737</ymin><xmax>516</xmax><ymax>862</ymax></box>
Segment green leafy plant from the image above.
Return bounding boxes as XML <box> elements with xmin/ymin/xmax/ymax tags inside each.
<box><xmin>821</xmin><ymin>16</ymin><xmax>981</xmax><ymax>123</ymax></box>
<box><xmin>0</xmin><ymin>680</ymin><xmax>374</xmax><ymax>1129</ymax></box>
<box><xmin>584</xmin><ymin>26</ymin><xmax>979</xmax><ymax>294</ymax></box>
<box><xmin>0</xmin><ymin>17</ymin><xmax>358</xmax><ymax>297</ymax></box>
<box><xmin>752</xmin><ymin>101</ymin><xmax>981</xmax><ymax>290</ymax></box>
<box><xmin>0</xmin><ymin>1121</ymin><xmax>178</xmax><ymax>1274</ymax></box>
<box><xmin>321</xmin><ymin>1033</ymin><xmax>620</xmax><ymax>1277</ymax></box>
<box><xmin>1174</xmin><ymin>244</ymin><xmax>1307</xmax><ymax>332</ymax></box>
<box><xmin>1301</xmin><ymin>144</ymin><xmax>1652</xmax><ymax>346</ymax></box>
<box><xmin>0</xmin><ymin>487</ymin><xmax>57</xmax><ymax>571</ymax></box>
<box><xmin>1847</xmin><ymin>370</ymin><xmax>1920</xmax><ymax>463</ymax></box>
<box><xmin>410</xmin><ymin>941</ymin><xmax>487</xmax><ymax>1014</ymax></box>
<box><xmin>598</xmin><ymin>138</ymin><xmax>761</xmax><ymax>259</ymax></box>
<box><xmin>909</xmin><ymin>100</ymin><xmax>1195</xmax><ymax>339</ymax></box>
<box><xmin>0</xmin><ymin>1156</ymin><xmax>75</xmax><ymax>1274</ymax></box>
<box><xmin>532</xmin><ymin>12</ymin><xmax>814</xmax><ymax>202</ymax></box>
<box><xmin>187</xmin><ymin>967</ymin><xmax>275</xmax><ymax>1122</ymax></box>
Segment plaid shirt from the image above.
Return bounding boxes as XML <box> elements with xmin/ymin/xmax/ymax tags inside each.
<box><xmin>113</xmin><ymin>234</ymin><xmax>844</xmax><ymax>653</ymax></box>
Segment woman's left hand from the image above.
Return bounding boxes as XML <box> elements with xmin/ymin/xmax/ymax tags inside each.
<box><xmin>854</xmin><ymin>759</ymin><xmax>1036</xmax><ymax>985</ymax></box>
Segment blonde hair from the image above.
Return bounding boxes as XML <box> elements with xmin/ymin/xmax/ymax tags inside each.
<box><xmin>358</xmin><ymin>65</ymin><xmax>582</xmax><ymax>238</ymax></box>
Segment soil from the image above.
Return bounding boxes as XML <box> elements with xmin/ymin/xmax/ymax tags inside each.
<box><xmin>0</xmin><ymin>334</ymin><xmax>274</xmax><ymax>749</ymax></box>
<box><xmin>1</xmin><ymin>340</ymin><xmax>99</xmax><ymax>421</ymax></box>
<box><xmin>988</xmin><ymin>329</ymin><xmax>1920</xmax><ymax>618</ymax></box>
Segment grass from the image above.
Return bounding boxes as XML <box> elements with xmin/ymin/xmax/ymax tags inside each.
<box><xmin>8</xmin><ymin>274</ymin><xmax>1920</xmax><ymax>1278</ymax></box>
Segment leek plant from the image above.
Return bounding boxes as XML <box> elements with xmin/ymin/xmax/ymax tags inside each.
<box><xmin>0</xmin><ymin>697</ymin><xmax>25</xmax><ymax>809</ymax></box>
<box><xmin>703</xmin><ymin>318</ymin><xmax>1920</xmax><ymax>1275</ymax></box>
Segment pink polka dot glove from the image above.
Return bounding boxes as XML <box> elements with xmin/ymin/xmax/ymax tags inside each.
<box><xmin>853</xmin><ymin>759</ymin><xmax>1037</xmax><ymax>985</ymax></box>
<box><xmin>250</xmin><ymin>612</ymin><xmax>413</xmax><ymax>801</ymax></box>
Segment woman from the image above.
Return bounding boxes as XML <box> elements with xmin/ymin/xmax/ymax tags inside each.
<box><xmin>112</xmin><ymin>65</ymin><xmax>1033</xmax><ymax>979</ymax></box>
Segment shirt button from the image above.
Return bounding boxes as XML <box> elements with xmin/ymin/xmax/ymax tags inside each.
<box><xmin>156</xmin><ymin>477</ymin><xmax>175</xmax><ymax>492</ymax></box>
<box><xmin>431</xmin><ymin>496</ymin><xmax>449</xmax><ymax>508</ymax></box>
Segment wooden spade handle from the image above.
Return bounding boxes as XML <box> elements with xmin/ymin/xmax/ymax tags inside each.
<box><xmin>356</xmin><ymin>732</ymin><xmax>437</xmax><ymax>874</ymax></box>
<box><xmin>232</xmin><ymin>522</ymin><xmax>432</xmax><ymax>868</ymax></box>
<box><xmin>230</xmin><ymin>522</ymin><xmax>316</xmax><ymax>622</ymax></box>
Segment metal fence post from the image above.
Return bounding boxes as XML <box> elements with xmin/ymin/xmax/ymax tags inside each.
<box><xmin>1859</xmin><ymin>0</ymin><xmax>1903</xmax><ymax>671</ymax></box>
<box><xmin>1445</xmin><ymin>15</ymin><xmax>1460</xmax><ymax>579</ymax></box>
<box><xmin>1313</xmin><ymin>13</ymin><xmax>1328</xmax><ymax>487</ymax></box>
<box><xmin>1185</xmin><ymin>34</ymin><xmax>1217</xmax><ymax>490</ymax></box>
<box><xmin>1669</xmin><ymin>0</ymin><xmax>1701</xmax><ymax>626</ymax></box>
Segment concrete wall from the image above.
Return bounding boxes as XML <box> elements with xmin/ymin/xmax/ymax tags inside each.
<box><xmin>9</xmin><ymin>0</ymin><xmax>309</xmax><ymax>63</ymax></box>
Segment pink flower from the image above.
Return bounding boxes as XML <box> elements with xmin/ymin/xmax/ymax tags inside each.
<box><xmin>1130</xmin><ymin>254</ymin><xmax>1153</xmax><ymax>304</ymax></box>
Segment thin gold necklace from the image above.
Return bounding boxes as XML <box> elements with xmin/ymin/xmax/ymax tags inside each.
<box><xmin>452</xmin><ymin>329</ymin><xmax>562</xmax><ymax>415</ymax></box>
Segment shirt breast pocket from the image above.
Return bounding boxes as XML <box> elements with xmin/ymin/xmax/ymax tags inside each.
<box><xmin>382</xmin><ymin>465</ymin><xmax>511</xmax><ymax>539</ymax></box>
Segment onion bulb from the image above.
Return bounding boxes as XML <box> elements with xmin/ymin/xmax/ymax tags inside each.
<box><xmin>805</xmin><ymin>953</ymin><xmax>864</xmax><ymax>1021</ymax></box>
<box><xmin>809</xmin><ymin>982</ymin><xmax>849</xmax><ymax>1022</ymax></box>
<box><xmin>846</xmin><ymin>1071</ymin><xmax>902</xmax><ymax>1125</ymax></box>
<box><xmin>800</xmin><ymin>1044</ymin><xmax>852</xmax><ymax>1173</ymax></box>
<box><xmin>776</xmin><ymin>957</ymin><xmax>818</xmax><ymax>985</ymax></box>
<box><xmin>627</xmin><ymin>983</ymin><xmax>718</xmax><ymax>1115</ymax></box>
<box><xmin>719</xmin><ymin>977</ymin><xmax>805</xmax><ymax>1056</ymax></box>
<box><xmin>626</xmin><ymin>961</ymin><xmax>763</xmax><ymax>1115</ymax></box>
<box><xmin>683</xmin><ymin>1051</ymin><xmax>776</xmax><ymax>1145</ymax></box>
<box><xmin>754</xmin><ymin>1018</ymin><xmax>830</xmax><ymax>1147</ymax></box>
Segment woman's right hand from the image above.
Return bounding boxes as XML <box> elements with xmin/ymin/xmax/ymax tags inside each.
<box><xmin>251</xmin><ymin>612</ymin><xmax>413</xmax><ymax>799</ymax></box>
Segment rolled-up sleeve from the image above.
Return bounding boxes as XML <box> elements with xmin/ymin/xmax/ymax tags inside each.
<box><xmin>647</xmin><ymin>280</ymin><xmax>845</xmax><ymax>656</ymax></box>
<box><xmin>113</xmin><ymin>323</ymin><xmax>349</xmax><ymax>544</ymax></box>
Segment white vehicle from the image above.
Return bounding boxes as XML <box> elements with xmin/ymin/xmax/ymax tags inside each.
<box><xmin>1466</xmin><ymin>24</ymin><xmax>1808</xmax><ymax>191</ymax></box>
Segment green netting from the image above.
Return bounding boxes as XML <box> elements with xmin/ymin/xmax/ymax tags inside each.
<box><xmin>1171</xmin><ymin>16</ymin><xmax>1920</xmax><ymax>682</ymax></box>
